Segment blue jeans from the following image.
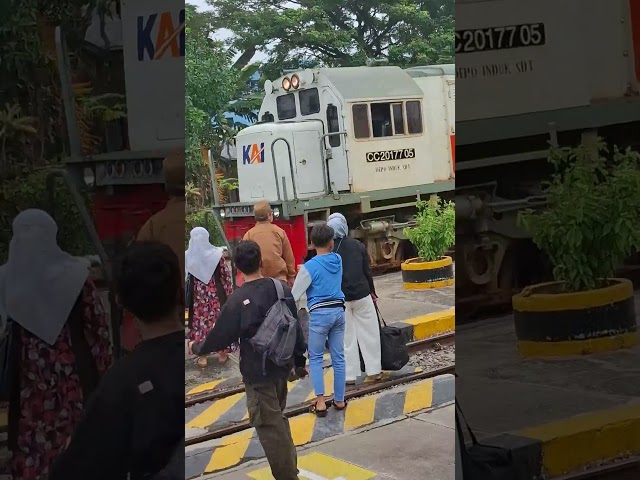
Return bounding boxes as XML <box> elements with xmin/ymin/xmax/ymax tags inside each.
<box><xmin>308</xmin><ymin>307</ymin><xmax>346</xmax><ymax>402</ymax></box>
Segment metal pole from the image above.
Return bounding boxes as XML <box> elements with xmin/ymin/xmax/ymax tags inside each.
<box><xmin>208</xmin><ymin>148</ymin><xmax>221</xmax><ymax>208</ymax></box>
<box><xmin>55</xmin><ymin>27</ymin><xmax>82</xmax><ymax>160</ymax></box>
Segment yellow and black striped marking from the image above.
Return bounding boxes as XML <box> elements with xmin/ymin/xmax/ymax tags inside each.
<box><xmin>513</xmin><ymin>279</ymin><xmax>638</xmax><ymax>357</ymax></box>
<box><xmin>185</xmin><ymin>365</ymin><xmax>421</xmax><ymax>431</ymax></box>
<box><xmin>184</xmin><ymin>373</ymin><xmax>454</xmax><ymax>479</ymax></box>
<box><xmin>401</xmin><ymin>256</ymin><xmax>454</xmax><ymax>290</ymax></box>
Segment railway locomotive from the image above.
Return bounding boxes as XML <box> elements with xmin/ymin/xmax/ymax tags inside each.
<box><xmin>217</xmin><ymin>64</ymin><xmax>455</xmax><ymax>275</ymax></box>
<box><xmin>455</xmin><ymin>0</ymin><xmax>640</xmax><ymax>315</ymax></box>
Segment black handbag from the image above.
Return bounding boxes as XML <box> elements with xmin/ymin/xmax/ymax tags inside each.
<box><xmin>360</xmin><ymin>304</ymin><xmax>409</xmax><ymax>372</ymax></box>
<box><xmin>456</xmin><ymin>399</ymin><xmax>518</xmax><ymax>480</ymax></box>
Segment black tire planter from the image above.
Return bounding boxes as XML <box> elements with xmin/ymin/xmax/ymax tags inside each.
<box><xmin>401</xmin><ymin>256</ymin><xmax>454</xmax><ymax>290</ymax></box>
<box><xmin>512</xmin><ymin>278</ymin><xmax>638</xmax><ymax>357</ymax></box>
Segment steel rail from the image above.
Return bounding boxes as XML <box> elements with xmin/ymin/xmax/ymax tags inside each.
<box><xmin>185</xmin><ymin>332</ymin><xmax>455</xmax><ymax>407</ymax></box>
<box><xmin>554</xmin><ymin>457</ymin><xmax>640</xmax><ymax>480</ymax></box>
<box><xmin>185</xmin><ymin>364</ymin><xmax>455</xmax><ymax>447</ymax></box>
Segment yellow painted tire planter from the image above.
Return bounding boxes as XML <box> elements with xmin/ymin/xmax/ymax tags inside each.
<box><xmin>401</xmin><ymin>256</ymin><xmax>454</xmax><ymax>290</ymax></box>
<box><xmin>512</xmin><ymin>278</ymin><xmax>638</xmax><ymax>357</ymax></box>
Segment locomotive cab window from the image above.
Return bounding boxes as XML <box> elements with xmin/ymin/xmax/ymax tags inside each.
<box><xmin>276</xmin><ymin>93</ymin><xmax>296</xmax><ymax>120</ymax></box>
<box><xmin>261</xmin><ymin>112</ymin><xmax>275</xmax><ymax>122</ymax></box>
<box><xmin>370</xmin><ymin>103</ymin><xmax>393</xmax><ymax>138</ymax></box>
<box><xmin>352</xmin><ymin>104</ymin><xmax>370</xmax><ymax>139</ymax></box>
<box><xmin>392</xmin><ymin>103</ymin><xmax>405</xmax><ymax>135</ymax></box>
<box><xmin>326</xmin><ymin>104</ymin><xmax>341</xmax><ymax>147</ymax></box>
<box><xmin>352</xmin><ymin>101</ymin><xmax>423</xmax><ymax>139</ymax></box>
<box><xmin>300</xmin><ymin>88</ymin><xmax>320</xmax><ymax>116</ymax></box>
<box><xmin>406</xmin><ymin>101</ymin><xmax>423</xmax><ymax>134</ymax></box>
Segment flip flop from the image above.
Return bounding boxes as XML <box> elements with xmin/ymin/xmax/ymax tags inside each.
<box><xmin>310</xmin><ymin>400</ymin><xmax>328</xmax><ymax>417</ymax></box>
<box><xmin>333</xmin><ymin>399</ymin><xmax>348</xmax><ymax>411</ymax></box>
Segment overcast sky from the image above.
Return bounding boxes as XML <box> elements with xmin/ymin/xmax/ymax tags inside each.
<box><xmin>187</xmin><ymin>0</ymin><xmax>269</xmax><ymax>63</ymax></box>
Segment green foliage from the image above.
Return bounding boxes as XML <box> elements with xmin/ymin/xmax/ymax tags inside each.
<box><xmin>518</xmin><ymin>141</ymin><xmax>640</xmax><ymax>292</ymax></box>
<box><xmin>0</xmin><ymin>168</ymin><xmax>93</xmax><ymax>261</ymax></box>
<box><xmin>185</xmin><ymin>4</ymin><xmax>262</xmax><ymax>210</ymax></box>
<box><xmin>209</xmin><ymin>0</ymin><xmax>454</xmax><ymax>77</ymax></box>
<box><xmin>404</xmin><ymin>196</ymin><xmax>455</xmax><ymax>262</ymax></box>
<box><xmin>185</xmin><ymin>4</ymin><xmax>239</xmax><ymax>173</ymax></box>
<box><xmin>185</xmin><ymin>209</ymin><xmax>224</xmax><ymax>249</ymax></box>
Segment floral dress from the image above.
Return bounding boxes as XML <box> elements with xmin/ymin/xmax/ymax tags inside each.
<box><xmin>10</xmin><ymin>281</ymin><xmax>113</xmax><ymax>480</ymax></box>
<box><xmin>188</xmin><ymin>258</ymin><xmax>233</xmax><ymax>351</ymax></box>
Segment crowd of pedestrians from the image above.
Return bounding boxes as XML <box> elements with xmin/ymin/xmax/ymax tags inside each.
<box><xmin>189</xmin><ymin>205</ymin><xmax>383</xmax><ymax>478</ymax></box>
<box><xmin>0</xmin><ymin>149</ymin><xmax>381</xmax><ymax>479</ymax></box>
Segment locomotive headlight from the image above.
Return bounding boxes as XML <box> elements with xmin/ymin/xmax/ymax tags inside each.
<box><xmin>273</xmin><ymin>206</ymin><xmax>281</xmax><ymax>218</ymax></box>
<box><xmin>291</xmin><ymin>74</ymin><xmax>300</xmax><ymax>89</ymax></box>
<box><xmin>222</xmin><ymin>208</ymin><xmax>229</xmax><ymax>218</ymax></box>
<box><xmin>282</xmin><ymin>77</ymin><xmax>291</xmax><ymax>91</ymax></box>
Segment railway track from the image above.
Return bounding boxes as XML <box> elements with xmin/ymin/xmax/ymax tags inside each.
<box><xmin>185</xmin><ymin>331</ymin><xmax>455</xmax><ymax>449</ymax></box>
<box><xmin>555</xmin><ymin>457</ymin><xmax>640</xmax><ymax>479</ymax></box>
<box><xmin>185</xmin><ymin>331</ymin><xmax>455</xmax><ymax>407</ymax></box>
<box><xmin>185</xmin><ymin>363</ymin><xmax>454</xmax><ymax>447</ymax></box>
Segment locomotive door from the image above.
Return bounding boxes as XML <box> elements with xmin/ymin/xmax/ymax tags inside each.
<box><xmin>292</xmin><ymin>129</ymin><xmax>325</xmax><ymax>196</ymax></box>
<box><xmin>322</xmin><ymin>89</ymin><xmax>350</xmax><ymax>192</ymax></box>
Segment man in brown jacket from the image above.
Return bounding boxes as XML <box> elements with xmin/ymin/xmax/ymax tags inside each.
<box><xmin>137</xmin><ymin>149</ymin><xmax>185</xmax><ymax>279</ymax></box>
<box><xmin>123</xmin><ymin>149</ymin><xmax>185</xmax><ymax>351</ymax></box>
<box><xmin>242</xmin><ymin>200</ymin><xmax>296</xmax><ymax>285</ymax></box>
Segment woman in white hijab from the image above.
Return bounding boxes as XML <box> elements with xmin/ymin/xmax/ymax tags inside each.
<box><xmin>185</xmin><ymin>227</ymin><xmax>233</xmax><ymax>368</ymax></box>
<box><xmin>2</xmin><ymin>209</ymin><xmax>112</xmax><ymax>480</ymax></box>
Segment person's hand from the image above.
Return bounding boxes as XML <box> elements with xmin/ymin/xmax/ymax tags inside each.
<box><xmin>371</xmin><ymin>294</ymin><xmax>378</xmax><ymax>304</ymax></box>
<box><xmin>295</xmin><ymin>366</ymin><xmax>309</xmax><ymax>378</ymax></box>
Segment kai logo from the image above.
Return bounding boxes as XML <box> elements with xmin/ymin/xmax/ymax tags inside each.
<box><xmin>137</xmin><ymin>9</ymin><xmax>185</xmax><ymax>61</ymax></box>
<box><xmin>242</xmin><ymin>143</ymin><xmax>265</xmax><ymax>164</ymax></box>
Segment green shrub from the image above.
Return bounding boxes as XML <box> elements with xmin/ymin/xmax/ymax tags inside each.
<box><xmin>404</xmin><ymin>196</ymin><xmax>455</xmax><ymax>262</ymax></box>
<box><xmin>0</xmin><ymin>168</ymin><xmax>92</xmax><ymax>261</ymax></box>
<box><xmin>185</xmin><ymin>209</ymin><xmax>224</xmax><ymax>248</ymax></box>
<box><xmin>518</xmin><ymin>141</ymin><xmax>640</xmax><ymax>292</ymax></box>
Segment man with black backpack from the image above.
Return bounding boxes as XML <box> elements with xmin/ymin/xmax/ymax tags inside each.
<box><xmin>189</xmin><ymin>240</ymin><xmax>307</xmax><ymax>480</ymax></box>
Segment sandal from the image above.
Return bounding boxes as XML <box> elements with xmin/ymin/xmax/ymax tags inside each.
<box><xmin>333</xmin><ymin>399</ymin><xmax>348</xmax><ymax>411</ymax></box>
<box><xmin>310</xmin><ymin>400</ymin><xmax>328</xmax><ymax>417</ymax></box>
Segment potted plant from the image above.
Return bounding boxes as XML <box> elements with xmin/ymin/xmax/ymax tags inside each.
<box><xmin>515</xmin><ymin>140</ymin><xmax>640</xmax><ymax>357</ymax></box>
<box><xmin>402</xmin><ymin>195</ymin><xmax>455</xmax><ymax>290</ymax></box>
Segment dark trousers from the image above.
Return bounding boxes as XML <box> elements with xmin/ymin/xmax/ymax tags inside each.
<box><xmin>245</xmin><ymin>378</ymin><xmax>299</xmax><ymax>480</ymax></box>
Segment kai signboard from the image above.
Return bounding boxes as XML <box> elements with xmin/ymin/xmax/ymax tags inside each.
<box><xmin>121</xmin><ymin>0</ymin><xmax>184</xmax><ymax>151</ymax></box>
<box><xmin>137</xmin><ymin>9</ymin><xmax>185</xmax><ymax>61</ymax></box>
<box><xmin>243</xmin><ymin>143</ymin><xmax>266</xmax><ymax>165</ymax></box>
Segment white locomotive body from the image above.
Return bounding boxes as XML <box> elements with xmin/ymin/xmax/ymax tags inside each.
<box><xmin>455</xmin><ymin>0</ymin><xmax>640</xmax><ymax>313</ymax></box>
<box><xmin>236</xmin><ymin>65</ymin><xmax>454</xmax><ymax>204</ymax></box>
<box><xmin>221</xmin><ymin>64</ymin><xmax>455</xmax><ymax>270</ymax></box>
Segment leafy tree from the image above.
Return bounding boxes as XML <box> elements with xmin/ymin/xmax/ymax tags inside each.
<box><xmin>186</xmin><ymin>4</ymin><xmax>263</xmax><ymax>208</ymax></box>
<box><xmin>208</xmin><ymin>0</ymin><xmax>454</xmax><ymax>78</ymax></box>
<box><xmin>185</xmin><ymin>4</ymin><xmax>238</xmax><ymax>176</ymax></box>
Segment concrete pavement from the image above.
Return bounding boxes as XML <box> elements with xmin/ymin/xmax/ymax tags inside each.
<box><xmin>200</xmin><ymin>403</ymin><xmax>455</xmax><ymax>480</ymax></box>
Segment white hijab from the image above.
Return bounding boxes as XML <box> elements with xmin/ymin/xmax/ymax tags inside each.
<box><xmin>2</xmin><ymin>209</ymin><xmax>89</xmax><ymax>345</ymax></box>
<box><xmin>185</xmin><ymin>227</ymin><xmax>223</xmax><ymax>284</ymax></box>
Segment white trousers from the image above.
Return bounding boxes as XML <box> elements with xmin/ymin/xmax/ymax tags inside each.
<box><xmin>344</xmin><ymin>295</ymin><xmax>382</xmax><ymax>381</ymax></box>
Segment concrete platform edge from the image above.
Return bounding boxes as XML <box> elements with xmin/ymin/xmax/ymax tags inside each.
<box><xmin>478</xmin><ymin>400</ymin><xmax>640</xmax><ymax>478</ymax></box>
<box><xmin>392</xmin><ymin>308</ymin><xmax>455</xmax><ymax>341</ymax></box>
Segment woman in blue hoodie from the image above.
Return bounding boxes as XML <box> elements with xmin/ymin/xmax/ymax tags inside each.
<box><xmin>292</xmin><ymin>223</ymin><xmax>346</xmax><ymax>416</ymax></box>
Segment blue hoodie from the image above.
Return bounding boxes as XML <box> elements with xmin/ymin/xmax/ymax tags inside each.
<box><xmin>291</xmin><ymin>252</ymin><xmax>345</xmax><ymax>311</ymax></box>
